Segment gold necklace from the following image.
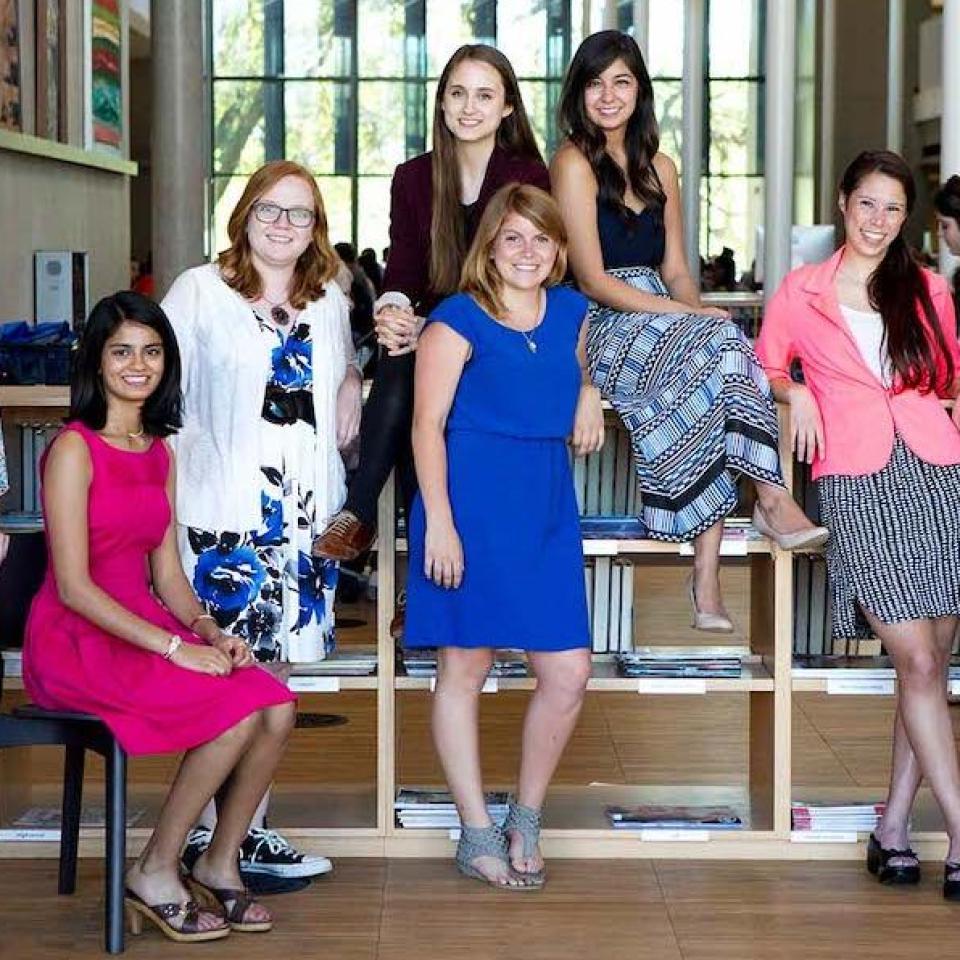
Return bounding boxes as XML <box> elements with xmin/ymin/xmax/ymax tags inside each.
<box><xmin>128</xmin><ymin>426</ymin><xmax>145</xmax><ymax>439</ymax></box>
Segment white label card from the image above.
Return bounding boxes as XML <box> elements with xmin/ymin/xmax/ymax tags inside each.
<box><xmin>950</xmin><ymin>680</ymin><xmax>960</xmax><ymax>697</ymax></box>
<box><xmin>0</xmin><ymin>829</ymin><xmax>61</xmax><ymax>841</ymax></box>
<box><xmin>288</xmin><ymin>676</ymin><xmax>341</xmax><ymax>693</ymax></box>
<box><xmin>637</xmin><ymin>678</ymin><xmax>707</xmax><ymax>695</ymax></box>
<box><xmin>790</xmin><ymin>831</ymin><xmax>858</xmax><ymax>843</ymax></box>
<box><xmin>639</xmin><ymin>830</ymin><xmax>709</xmax><ymax>842</ymax></box>
<box><xmin>826</xmin><ymin>677</ymin><xmax>894</xmax><ymax>695</ymax></box>
<box><xmin>429</xmin><ymin>678</ymin><xmax>497</xmax><ymax>693</ymax></box>
<box><xmin>679</xmin><ymin>540</ymin><xmax>747</xmax><ymax>557</ymax></box>
<box><xmin>448</xmin><ymin>828</ymin><xmax>461</xmax><ymax>841</ymax></box>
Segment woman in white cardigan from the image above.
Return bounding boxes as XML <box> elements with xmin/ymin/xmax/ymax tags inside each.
<box><xmin>162</xmin><ymin>159</ymin><xmax>361</xmax><ymax>879</ymax></box>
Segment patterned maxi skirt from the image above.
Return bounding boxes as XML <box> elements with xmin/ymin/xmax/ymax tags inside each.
<box><xmin>586</xmin><ymin>267</ymin><xmax>784</xmax><ymax>541</ymax></box>
<box><xmin>818</xmin><ymin>437</ymin><xmax>960</xmax><ymax>640</ymax></box>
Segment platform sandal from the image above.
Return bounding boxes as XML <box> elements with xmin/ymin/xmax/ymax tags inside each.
<box><xmin>186</xmin><ymin>876</ymin><xmax>274</xmax><ymax>932</ymax></box>
<box><xmin>503</xmin><ymin>801</ymin><xmax>547</xmax><ymax>888</ymax></box>
<box><xmin>124</xmin><ymin>888</ymin><xmax>230</xmax><ymax>942</ymax></box>
<box><xmin>455</xmin><ymin>822</ymin><xmax>540</xmax><ymax>891</ymax></box>
<box><xmin>866</xmin><ymin>832</ymin><xmax>920</xmax><ymax>885</ymax></box>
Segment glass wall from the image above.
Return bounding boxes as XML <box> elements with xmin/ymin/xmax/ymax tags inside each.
<box><xmin>208</xmin><ymin>0</ymin><xmax>816</xmax><ymax>276</ymax></box>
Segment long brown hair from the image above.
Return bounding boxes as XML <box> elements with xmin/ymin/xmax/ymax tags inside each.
<box><xmin>557</xmin><ymin>31</ymin><xmax>666</xmax><ymax>218</ymax></box>
<box><xmin>218</xmin><ymin>159</ymin><xmax>338</xmax><ymax>308</ymax></box>
<box><xmin>840</xmin><ymin>150</ymin><xmax>955</xmax><ymax>393</ymax></box>
<box><xmin>461</xmin><ymin>184</ymin><xmax>567</xmax><ymax>319</ymax></box>
<box><xmin>429</xmin><ymin>45</ymin><xmax>544</xmax><ymax>298</ymax></box>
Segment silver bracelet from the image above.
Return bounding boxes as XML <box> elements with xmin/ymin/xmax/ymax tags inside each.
<box><xmin>162</xmin><ymin>634</ymin><xmax>183</xmax><ymax>660</ymax></box>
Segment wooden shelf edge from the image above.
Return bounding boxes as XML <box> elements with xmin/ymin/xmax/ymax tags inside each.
<box><xmin>0</xmin><ymin>129</ymin><xmax>138</xmax><ymax>176</ymax></box>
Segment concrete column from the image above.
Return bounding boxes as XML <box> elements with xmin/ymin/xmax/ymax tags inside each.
<box><xmin>633</xmin><ymin>0</ymin><xmax>649</xmax><ymax>52</ymax></box>
<box><xmin>886</xmin><ymin>0</ymin><xmax>904</xmax><ymax>153</ymax></box>
<box><xmin>763</xmin><ymin>0</ymin><xmax>796</xmax><ymax>300</ymax></box>
<box><xmin>681</xmin><ymin>0</ymin><xmax>704</xmax><ymax>283</ymax></box>
<box><xmin>818</xmin><ymin>0</ymin><xmax>836</xmax><ymax>223</ymax></box>
<box><xmin>941</xmin><ymin>0</ymin><xmax>960</xmax><ymax>278</ymax></box>
<box><xmin>602</xmin><ymin>0</ymin><xmax>618</xmax><ymax>30</ymax></box>
<box><xmin>151</xmin><ymin>0</ymin><xmax>206</xmax><ymax>299</ymax></box>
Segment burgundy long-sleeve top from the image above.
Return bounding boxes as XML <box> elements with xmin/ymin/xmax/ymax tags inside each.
<box><xmin>381</xmin><ymin>146</ymin><xmax>551</xmax><ymax>316</ymax></box>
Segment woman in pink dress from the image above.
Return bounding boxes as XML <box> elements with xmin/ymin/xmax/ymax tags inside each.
<box><xmin>22</xmin><ymin>291</ymin><xmax>297</xmax><ymax>944</ymax></box>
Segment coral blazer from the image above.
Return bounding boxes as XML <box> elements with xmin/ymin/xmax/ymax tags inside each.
<box><xmin>756</xmin><ymin>247</ymin><xmax>960</xmax><ymax>479</ymax></box>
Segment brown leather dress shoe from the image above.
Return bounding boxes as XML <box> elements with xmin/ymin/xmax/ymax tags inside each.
<box><xmin>312</xmin><ymin>510</ymin><xmax>376</xmax><ymax>561</ymax></box>
<box><xmin>389</xmin><ymin>591</ymin><xmax>406</xmax><ymax>640</ymax></box>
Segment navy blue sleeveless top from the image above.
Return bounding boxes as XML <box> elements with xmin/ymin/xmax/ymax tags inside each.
<box><xmin>597</xmin><ymin>200</ymin><xmax>666</xmax><ymax>270</ymax></box>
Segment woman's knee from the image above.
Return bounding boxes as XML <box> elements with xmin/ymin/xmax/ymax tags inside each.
<box><xmin>262</xmin><ymin>701</ymin><xmax>297</xmax><ymax>740</ymax></box>
<box><xmin>216</xmin><ymin>710</ymin><xmax>260</xmax><ymax>747</ymax></box>
<box><xmin>538</xmin><ymin>654</ymin><xmax>592</xmax><ymax>706</ymax></box>
<box><xmin>436</xmin><ymin>648</ymin><xmax>494</xmax><ymax>693</ymax></box>
<box><xmin>896</xmin><ymin>646</ymin><xmax>944</xmax><ymax>690</ymax></box>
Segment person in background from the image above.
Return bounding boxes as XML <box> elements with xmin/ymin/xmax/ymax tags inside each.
<box><xmin>312</xmin><ymin>45</ymin><xmax>551</xmax><ymax>640</ymax></box>
<box><xmin>407</xmin><ymin>183</ymin><xmax>603</xmax><ymax>889</ymax></box>
<box><xmin>552</xmin><ymin>30</ymin><xmax>826</xmax><ymax>633</ymax></box>
<box><xmin>334</xmin><ymin>241</ymin><xmax>376</xmax><ymax>344</ymax></box>
<box><xmin>162</xmin><ymin>159</ymin><xmax>361</xmax><ymax>882</ymax></box>
<box><xmin>23</xmin><ymin>291</ymin><xmax>297</xmax><ymax>942</ymax></box>
<box><xmin>758</xmin><ymin>150</ymin><xmax>960</xmax><ymax>901</ymax></box>
<box><xmin>934</xmin><ymin>174</ymin><xmax>960</xmax><ymax>329</ymax></box>
<box><xmin>358</xmin><ymin>247</ymin><xmax>384</xmax><ymax>296</ymax></box>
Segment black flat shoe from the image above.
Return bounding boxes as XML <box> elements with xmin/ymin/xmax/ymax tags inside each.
<box><xmin>944</xmin><ymin>862</ymin><xmax>960</xmax><ymax>901</ymax></box>
<box><xmin>866</xmin><ymin>832</ymin><xmax>920</xmax><ymax>885</ymax></box>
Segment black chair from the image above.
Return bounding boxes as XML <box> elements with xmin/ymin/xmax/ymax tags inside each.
<box><xmin>0</xmin><ymin>543</ymin><xmax>128</xmax><ymax>954</ymax></box>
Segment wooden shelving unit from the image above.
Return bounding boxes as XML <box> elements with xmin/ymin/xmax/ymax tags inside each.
<box><xmin>1</xmin><ymin>394</ymin><xmax>948</xmax><ymax>862</ymax></box>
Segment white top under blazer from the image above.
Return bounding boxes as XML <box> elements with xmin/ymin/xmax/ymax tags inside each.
<box><xmin>162</xmin><ymin>263</ymin><xmax>357</xmax><ymax>533</ymax></box>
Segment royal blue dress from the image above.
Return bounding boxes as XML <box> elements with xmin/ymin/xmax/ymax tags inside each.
<box><xmin>405</xmin><ymin>286</ymin><xmax>591</xmax><ymax>651</ymax></box>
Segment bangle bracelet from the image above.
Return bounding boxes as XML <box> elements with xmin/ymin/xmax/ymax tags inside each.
<box><xmin>162</xmin><ymin>635</ymin><xmax>183</xmax><ymax>660</ymax></box>
<box><xmin>189</xmin><ymin>613</ymin><xmax>216</xmax><ymax>631</ymax></box>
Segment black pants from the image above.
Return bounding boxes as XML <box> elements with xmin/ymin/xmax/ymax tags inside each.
<box><xmin>344</xmin><ymin>350</ymin><xmax>418</xmax><ymax>526</ymax></box>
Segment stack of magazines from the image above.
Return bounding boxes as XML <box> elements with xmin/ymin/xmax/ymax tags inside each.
<box><xmin>617</xmin><ymin>649</ymin><xmax>742</xmax><ymax>679</ymax></box>
<box><xmin>402</xmin><ymin>650</ymin><xmax>527</xmax><ymax>678</ymax></box>
<box><xmin>580</xmin><ymin>516</ymin><xmax>647</xmax><ymax>539</ymax></box>
<box><xmin>395</xmin><ymin>788</ymin><xmax>511</xmax><ymax>829</ymax></box>
<box><xmin>605</xmin><ymin>804</ymin><xmax>743</xmax><ymax>830</ymax></box>
<box><xmin>289</xmin><ymin>650</ymin><xmax>377</xmax><ymax>676</ymax></box>
<box><xmin>791</xmin><ymin>801</ymin><xmax>886</xmax><ymax>832</ymax></box>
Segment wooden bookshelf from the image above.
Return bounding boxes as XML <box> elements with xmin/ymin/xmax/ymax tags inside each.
<box><xmin>1</xmin><ymin>399</ymin><xmax>946</xmax><ymax>862</ymax></box>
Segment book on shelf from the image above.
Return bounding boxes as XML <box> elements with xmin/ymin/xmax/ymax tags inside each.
<box><xmin>289</xmin><ymin>651</ymin><xmax>377</xmax><ymax>676</ymax></box>
<box><xmin>580</xmin><ymin>516</ymin><xmax>647</xmax><ymax>539</ymax></box>
<box><xmin>401</xmin><ymin>650</ymin><xmax>527</xmax><ymax>678</ymax></box>
<box><xmin>605</xmin><ymin>804</ymin><xmax>743</xmax><ymax>830</ymax></box>
<box><xmin>1</xmin><ymin>649</ymin><xmax>22</xmax><ymax>677</ymax></box>
<box><xmin>794</xmin><ymin>654</ymin><xmax>960</xmax><ymax>681</ymax></box>
<box><xmin>0</xmin><ymin>511</ymin><xmax>44</xmax><ymax>533</ymax></box>
<box><xmin>790</xmin><ymin>801</ymin><xmax>886</xmax><ymax>831</ymax></box>
<box><xmin>616</xmin><ymin>650</ymin><xmax>743</xmax><ymax>679</ymax></box>
<box><xmin>395</xmin><ymin>787</ymin><xmax>511</xmax><ymax>829</ymax></box>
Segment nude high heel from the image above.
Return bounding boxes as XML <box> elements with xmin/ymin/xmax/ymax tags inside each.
<box><xmin>687</xmin><ymin>575</ymin><xmax>734</xmax><ymax>633</ymax></box>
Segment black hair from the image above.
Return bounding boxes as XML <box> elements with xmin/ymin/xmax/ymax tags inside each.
<box><xmin>934</xmin><ymin>174</ymin><xmax>960</xmax><ymax>226</ymax></box>
<box><xmin>557</xmin><ymin>30</ymin><xmax>666</xmax><ymax>218</ymax></box>
<box><xmin>68</xmin><ymin>290</ymin><xmax>183</xmax><ymax>437</ymax></box>
<box><xmin>334</xmin><ymin>242</ymin><xmax>358</xmax><ymax>265</ymax></box>
<box><xmin>840</xmin><ymin>150</ymin><xmax>955</xmax><ymax>393</ymax></box>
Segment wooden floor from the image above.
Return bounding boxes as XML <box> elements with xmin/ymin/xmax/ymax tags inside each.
<box><xmin>4</xmin><ymin>855</ymin><xmax>960</xmax><ymax>958</ymax></box>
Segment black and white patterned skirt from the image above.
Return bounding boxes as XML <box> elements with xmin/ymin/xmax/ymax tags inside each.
<box><xmin>818</xmin><ymin>437</ymin><xmax>960</xmax><ymax>639</ymax></box>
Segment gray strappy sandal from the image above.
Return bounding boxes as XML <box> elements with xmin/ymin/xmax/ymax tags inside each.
<box><xmin>455</xmin><ymin>822</ymin><xmax>540</xmax><ymax>891</ymax></box>
<box><xmin>503</xmin><ymin>801</ymin><xmax>546</xmax><ymax>887</ymax></box>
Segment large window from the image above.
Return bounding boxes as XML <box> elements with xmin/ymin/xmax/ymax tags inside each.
<box><xmin>208</xmin><ymin>0</ymin><xmax>814</xmax><ymax>274</ymax></box>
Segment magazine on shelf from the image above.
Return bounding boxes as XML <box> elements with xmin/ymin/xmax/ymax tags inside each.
<box><xmin>579</xmin><ymin>516</ymin><xmax>647</xmax><ymax>539</ymax></box>
<box><xmin>605</xmin><ymin>804</ymin><xmax>743</xmax><ymax>830</ymax></box>
<box><xmin>289</xmin><ymin>652</ymin><xmax>377</xmax><ymax>676</ymax></box>
<box><xmin>1</xmin><ymin>649</ymin><xmax>23</xmax><ymax>677</ymax></box>
<box><xmin>617</xmin><ymin>650</ymin><xmax>743</xmax><ymax>679</ymax></box>
<box><xmin>395</xmin><ymin>787</ymin><xmax>511</xmax><ymax>828</ymax></box>
<box><xmin>402</xmin><ymin>651</ymin><xmax>526</xmax><ymax>679</ymax></box>
<box><xmin>791</xmin><ymin>801</ymin><xmax>886</xmax><ymax>830</ymax></box>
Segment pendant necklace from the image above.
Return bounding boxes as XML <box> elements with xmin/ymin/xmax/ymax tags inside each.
<box><xmin>509</xmin><ymin>290</ymin><xmax>543</xmax><ymax>354</ymax></box>
<box><xmin>260</xmin><ymin>291</ymin><xmax>292</xmax><ymax>326</ymax></box>
<box><xmin>128</xmin><ymin>426</ymin><xmax>145</xmax><ymax>440</ymax></box>
<box><xmin>520</xmin><ymin>329</ymin><xmax>538</xmax><ymax>354</ymax></box>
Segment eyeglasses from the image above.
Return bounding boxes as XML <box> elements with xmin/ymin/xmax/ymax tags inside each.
<box><xmin>252</xmin><ymin>201</ymin><xmax>315</xmax><ymax>229</ymax></box>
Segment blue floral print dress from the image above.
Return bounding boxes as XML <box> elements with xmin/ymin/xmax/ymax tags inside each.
<box><xmin>181</xmin><ymin>315</ymin><xmax>338</xmax><ymax>662</ymax></box>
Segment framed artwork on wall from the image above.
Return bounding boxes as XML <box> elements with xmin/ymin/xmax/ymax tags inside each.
<box><xmin>0</xmin><ymin>0</ymin><xmax>21</xmax><ymax>131</ymax></box>
<box><xmin>36</xmin><ymin>0</ymin><xmax>67</xmax><ymax>141</ymax></box>
<box><xmin>85</xmin><ymin>0</ymin><xmax>121</xmax><ymax>153</ymax></box>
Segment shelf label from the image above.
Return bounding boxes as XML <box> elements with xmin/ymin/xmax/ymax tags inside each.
<box><xmin>826</xmin><ymin>677</ymin><xmax>894</xmax><ymax>695</ymax></box>
<box><xmin>288</xmin><ymin>676</ymin><xmax>341</xmax><ymax>693</ymax></box>
<box><xmin>679</xmin><ymin>539</ymin><xmax>747</xmax><ymax>557</ymax></box>
<box><xmin>583</xmin><ymin>539</ymin><xmax>620</xmax><ymax>555</ymax></box>
<box><xmin>429</xmin><ymin>677</ymin><xmax>498</xmax><ymax>693</ymax></box>
<box><xmin>0</xmin><ymin>828</ymin><xmax>61</xmax><ymax>842</ymax></box>
<box><xmin>637</xmin><ymin>678</ymin><xmax>706</xmax><ymax>695</ymax></box>
<box><xmin>448</xmin><ymin>828</ymin><xmax>461</xmax><ymax>841</ymax></box>
<box><xmin>790</xmin><ymin>831</ymin><xmax>858</xmax><ymax>843</ymax></box>
<box><xmin>950</xmin><ymin>680</ymin><xmax>960</xmax><ymax>697</ymax></box>
<box><xmin>639</xmin><ymin>829</ymin><xmax>709</xmax><ymax>842</ymax></box>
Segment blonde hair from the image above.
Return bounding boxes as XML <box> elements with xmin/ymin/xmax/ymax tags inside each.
<box><xmin>218</xmin><ymin>159</ymin><xmax>338</xmax><ymax>308</ymax></box>
<box><xmin>460</xmin><ymin>183</ymin><xmax>568</xmax><ymax>319</ymax></box>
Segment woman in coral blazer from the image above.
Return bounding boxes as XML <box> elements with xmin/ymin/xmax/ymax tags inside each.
<box><xmin>758</xmin><ymin>151</ymin><xmax>960</xmax><ymax>900</ymax></box>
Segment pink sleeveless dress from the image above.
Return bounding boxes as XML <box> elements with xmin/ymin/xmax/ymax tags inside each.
<box><xmin>22</xmin><ymin>422</ymin><xmax>295</xmax><ymax>756</ymax></box>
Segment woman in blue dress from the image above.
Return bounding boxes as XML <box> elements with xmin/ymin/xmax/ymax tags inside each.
<box><xmin>552</xmin><ymin>31</ymin><xmax>827</xmax><ymax>632</ymax></box>
<box><xmin>406</xmin><ymin>184</ymin><xmax>604</xmax><ymax>889</ymax></box>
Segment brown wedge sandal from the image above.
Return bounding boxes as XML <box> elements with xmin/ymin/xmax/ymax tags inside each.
<box><xmin>186</xmin><ymin>877</ymin><xmax>274</xmax><ymax>933</ymax></box>
<box><xmin>124</xmin><ymin>889</ymin><xmax>231</xmax><ymax>942</ymax></box>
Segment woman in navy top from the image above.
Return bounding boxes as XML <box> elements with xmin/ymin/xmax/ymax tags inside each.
<box><xmin>313</xmin><ymin>45</ymin><xmax>550</xmax><ymax>588</ymax></box>
<box><xmin>407</xmin><ymin>184</ymin><xmax>603</xmax><ymax>890</ymax></box>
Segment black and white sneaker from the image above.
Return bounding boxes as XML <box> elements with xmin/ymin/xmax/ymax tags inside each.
<box><xmin>239</xmin><ymin>827</ymin><xmax>333</xmax><ymax>878</ymax></box>
<box><xmin>179</xmin><ymin>824</ymin><xmax>213</xmax><ymax>874</ymax></box>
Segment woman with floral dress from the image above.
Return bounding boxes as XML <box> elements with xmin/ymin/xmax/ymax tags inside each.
<box><xmin>162</xmin><ymin>159</ymin><xmax>361</xmax><ymax>879</ymax></box>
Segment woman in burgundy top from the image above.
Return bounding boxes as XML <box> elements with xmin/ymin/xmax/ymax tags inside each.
<box><xmin>313</xmin><ymin>44</ymin><xmax>549</xmax><ymax>578</ymax></box>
